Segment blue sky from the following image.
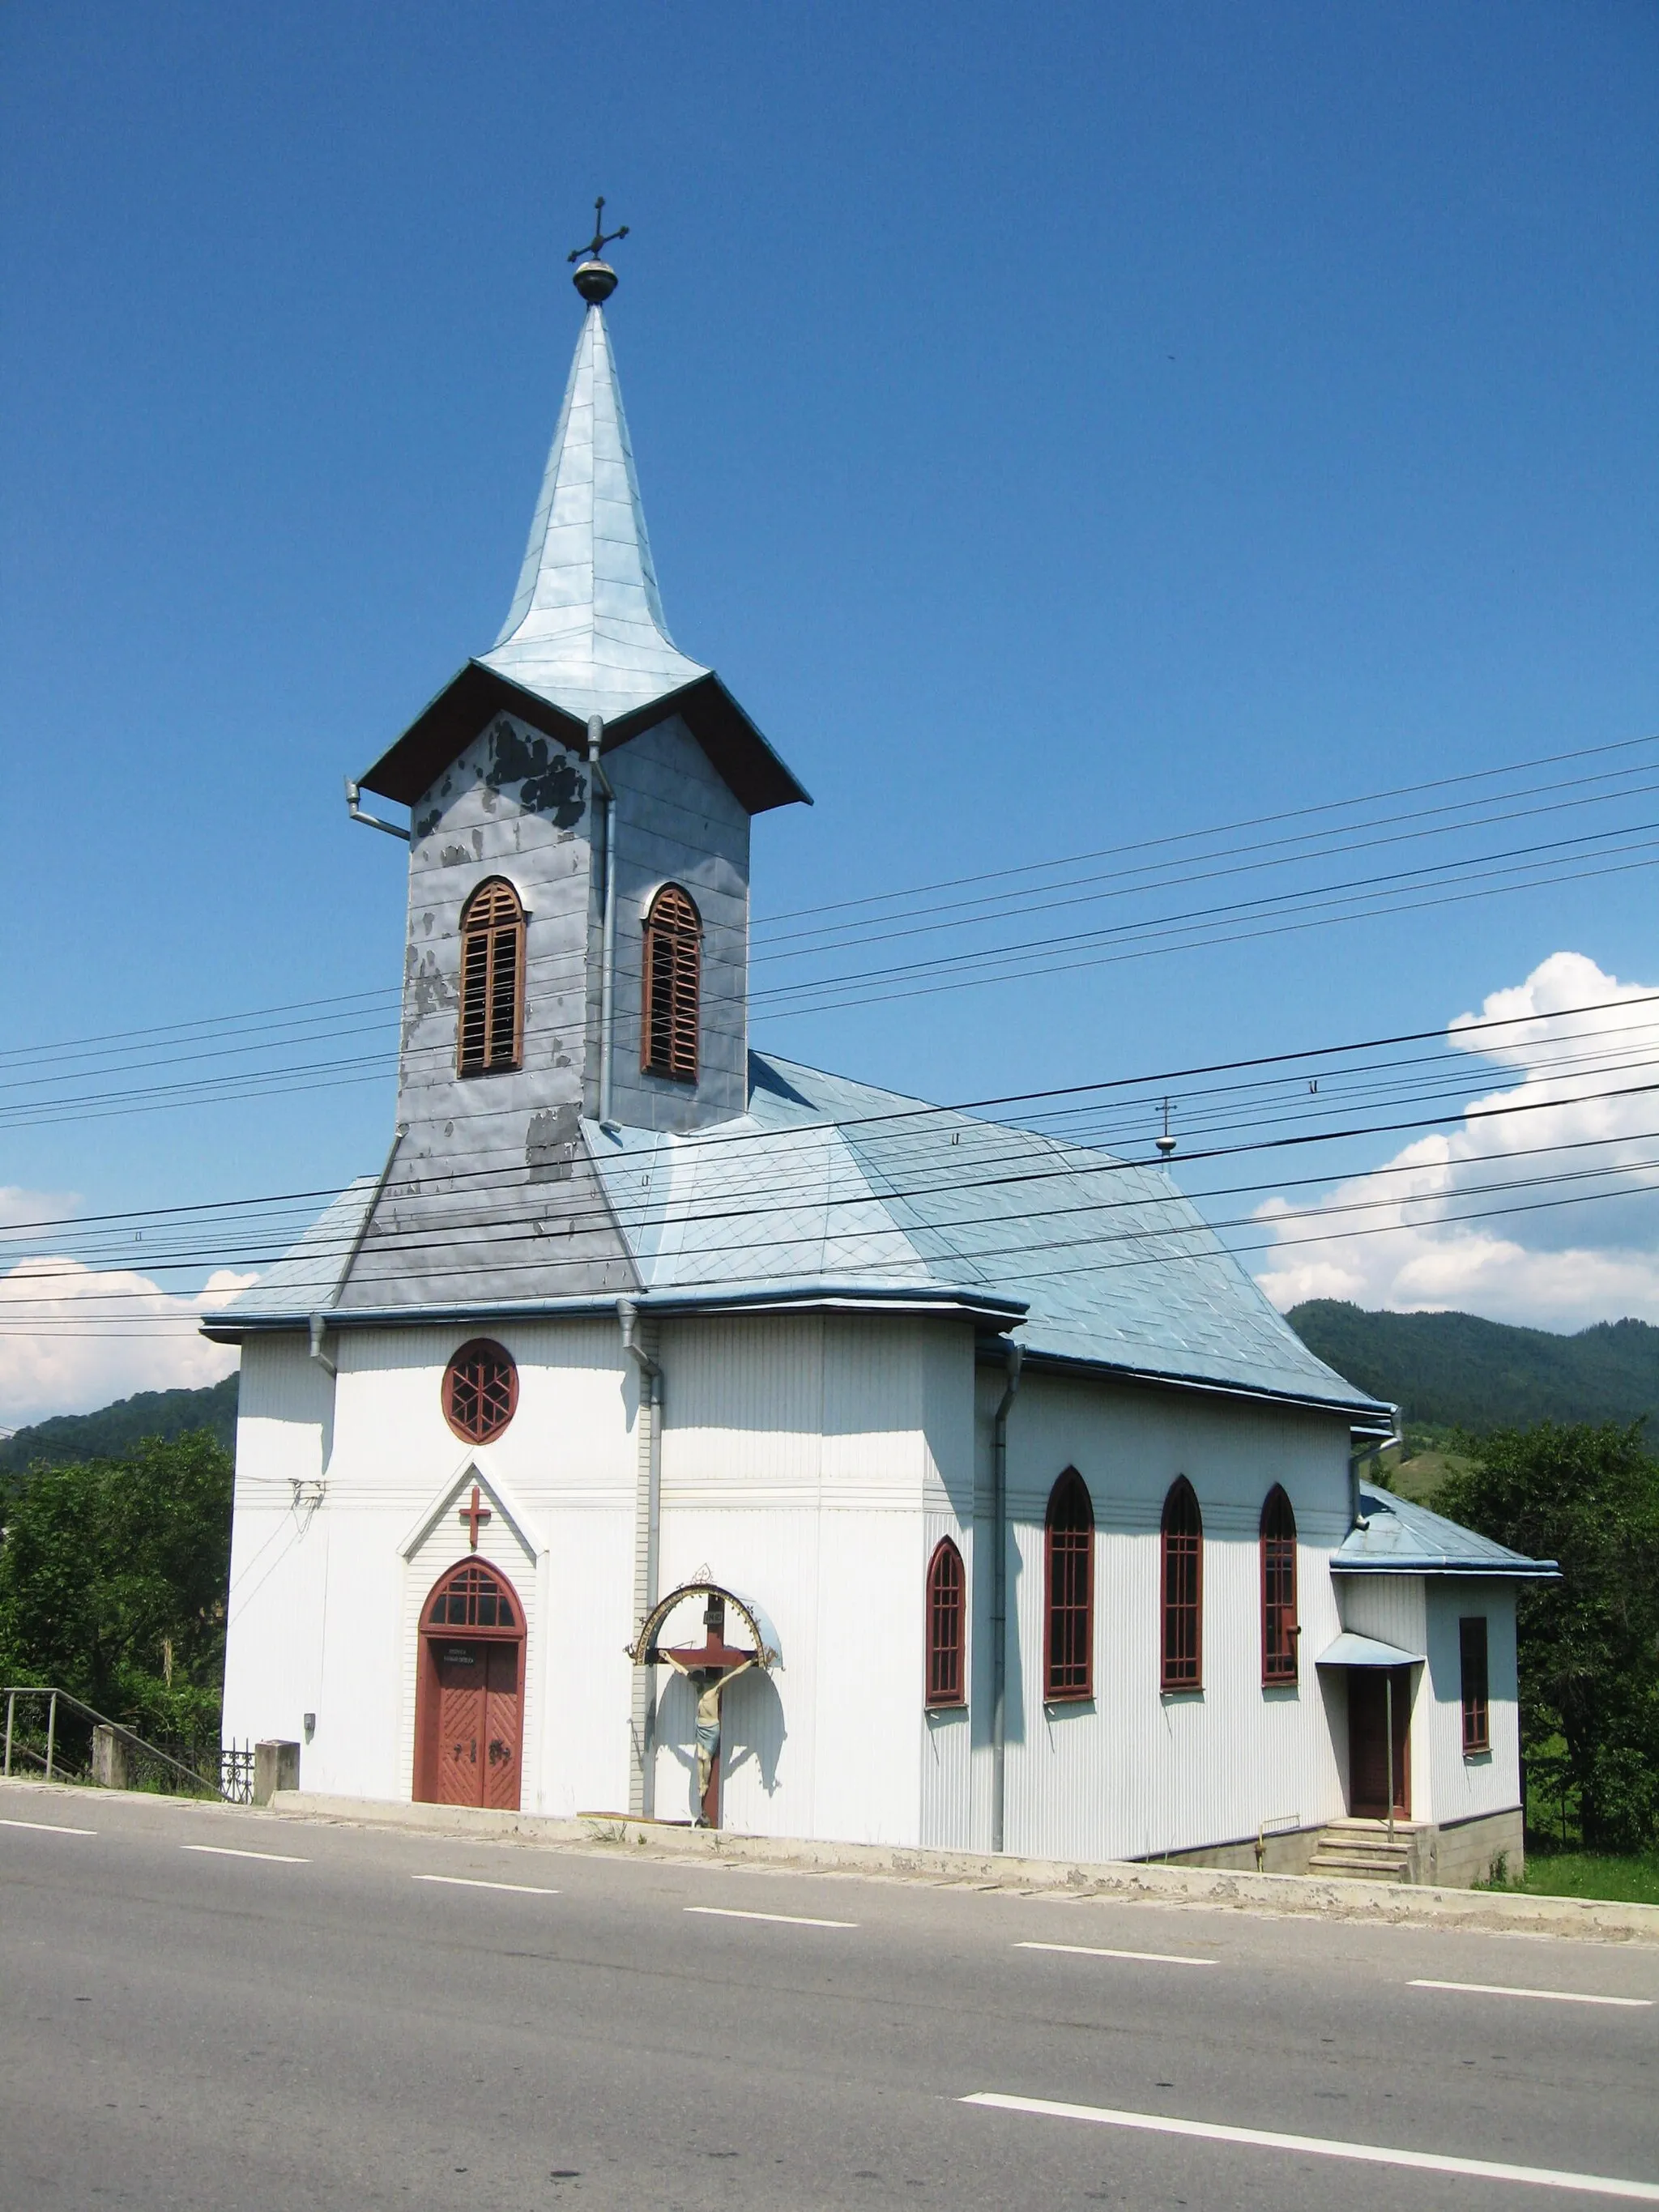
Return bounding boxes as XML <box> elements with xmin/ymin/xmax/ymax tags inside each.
<box><xmin>2</xmin><ymin>2</ymin><xmax>1656</xmax><ymax>1418</ymax></box>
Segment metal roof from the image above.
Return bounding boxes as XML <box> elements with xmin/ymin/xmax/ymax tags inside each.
<box><xmin>1316</xmin><ymin>1630</ymin><xmax>1424</xmax><ymax>1668</ymax></box>
<box><xmin>1334</xmin><ymin>1485</ymin><xmax>1559</xmax><ymax>1579</ymax></box>
<box><xmin>485</xmin><ymin>303</ymin><xmax>706</xmax><ymax>723</ymax></box>
<box><xmin>213</xmin><ymin>1053</ymin><xmax>1390</xmax><ymax>1418</ymax></box>
<box><xmin>357</xmin><ymin>305</ymin><xmax>808</xmax><ymax>815</ymax></box>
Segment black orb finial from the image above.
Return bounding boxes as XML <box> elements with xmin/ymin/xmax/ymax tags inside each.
<box><xmin>569</xmin><ymin>194</ymin><xmax>629</xmax><ymax>304</ymax></box>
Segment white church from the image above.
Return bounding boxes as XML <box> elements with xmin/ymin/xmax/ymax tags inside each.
<box><xmin>214</xmin><ymin>234</ymin><xmax>1553</xmax><ymax>1885</ymax></box>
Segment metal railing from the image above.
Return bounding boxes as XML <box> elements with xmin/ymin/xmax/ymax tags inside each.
<box><xmin>2</xmin><ymin>1685</ymin><xmax>236</xmax><ymax>1801</ymax></box>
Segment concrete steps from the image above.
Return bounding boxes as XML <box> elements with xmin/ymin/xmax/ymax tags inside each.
<box><xmin>1307</xmin><ymin>1818</ymin><xmax>1419</xmax><ymax>1883</ymax></box>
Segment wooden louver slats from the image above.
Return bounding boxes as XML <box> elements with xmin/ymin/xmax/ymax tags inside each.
<box><xmin>458</xmin><ymin>880</ymin><xmax>525</xmax><ymax>1076</ymax></box>
<box><xmin>642</xmin><ymin>884</ymin><xmax>702</xmax><ymax>1082</ymax></box>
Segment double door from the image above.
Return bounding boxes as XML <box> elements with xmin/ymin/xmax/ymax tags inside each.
<box><xmin>422</xmin><ymin>1638</ymin><xmax>522</xmax><ymax>1809</ymax></box>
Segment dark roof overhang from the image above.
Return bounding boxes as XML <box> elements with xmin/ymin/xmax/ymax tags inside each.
<box><xmin>356</xmin><ymin>661</ymin><xmax>812</xmax><ymax>816</ymax></box>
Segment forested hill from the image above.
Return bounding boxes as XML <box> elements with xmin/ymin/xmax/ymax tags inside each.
<box><xmin>1287</xmin><ymin>1302</ymin><xmax>1659</xmax><ymax>1433</ymax></box>
<box><xmin>0</xmin><ymin>1373</ymin><xmax>238</xmax><ymax>1481</ymax></box>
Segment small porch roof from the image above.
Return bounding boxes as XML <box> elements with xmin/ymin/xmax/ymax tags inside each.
<box><xmin>1316</xmin><ymin>1630</ymin><xmax>1423</xmax><ymax>1669</ymax></box>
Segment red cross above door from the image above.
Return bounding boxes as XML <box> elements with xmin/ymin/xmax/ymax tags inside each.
<box><xmin>458</xmin><ymin>1483</ymin><xmax>493</xmax><ymax>1550</ymax></box>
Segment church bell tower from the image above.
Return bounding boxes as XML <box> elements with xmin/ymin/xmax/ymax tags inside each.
<box><xmin>334</xmin><ymin>213</ymin><xmax>809</xmax><ymax>1313</ymax></box>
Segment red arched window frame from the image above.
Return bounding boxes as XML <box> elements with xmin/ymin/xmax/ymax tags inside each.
<box><xmin>642</xmin><ymin>883</ymin><xmax>702</xmax><ymax>1081</ymax></box>
<box><xmin>457</xmin><ymin>878</ymin><xmax>526</xmax><ymax>1075</ymax></box>
<box><xmin>1260</xmin><ymin>1485</ymin><xmax>1299</xmax><ymax>1686</ymax></box>
<box><xmin>1044</xmin><ymin>1468</ymin><xmax>1094</xmax><ymax>1702</ymax></box>
<box><xmin>925</xmin><ymin>1536</ymin><xmax>966</xmax><ymax>1708</ymax></box>
<box><xmin>1161</xmin><ymin>1477</ymin><xmax>1203</xmax><ymax>1691</ymax></box>
<box><xmin>442</xmin><ymin>1340</ymin><xmax>518</xmax><ymax>1443</ymax></box>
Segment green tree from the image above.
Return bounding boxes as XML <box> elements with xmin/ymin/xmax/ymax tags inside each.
<box><xmin>0</xmin><ymin>1431</ymin><xmax>232</xmax><ymax>1744</ymax></box>
<box><xmin>1439</xmin><ymin>1421</ymin><xmax>1659</xmax><ymax>1852</ymax></box>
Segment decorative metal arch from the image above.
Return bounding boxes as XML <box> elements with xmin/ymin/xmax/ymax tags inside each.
<box><xmin>628</xmin><ymin>1581</ymin><xmax>777</xmax><ymax>1669</ymax></box>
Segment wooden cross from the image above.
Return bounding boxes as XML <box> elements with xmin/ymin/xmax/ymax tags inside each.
<box><xmin>458</xmin><ymin>1484</ymin><xmax>493</xmax><ymax>1550</ymax></box>
<box><xmin>568</xmin><ymin>195</ymin><xmax>629</xmax><ymax>266</ymax></box>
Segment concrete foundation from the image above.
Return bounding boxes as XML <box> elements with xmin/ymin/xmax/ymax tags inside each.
<box><xmin>254</xmin><ymin>1740</ymin><xmax>301</xmax><ymax>1807</ymax></box>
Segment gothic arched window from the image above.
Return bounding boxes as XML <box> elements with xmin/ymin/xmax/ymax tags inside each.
<box><xmin>458</xmin><ymin>879</ymin><xmax>526</xmax><ymax>1075</ymax></box>
<box><xmin>642</xmin><ymin>883</ymin><xmax>701</xmax><ymax>1081</ymax></box>
<box><xmin>1161</xmin><ymin>1477</ymin><xmax>1203</xmax><ymax>1691</ymax></box>
<box><xmin>925</xmin><ymin>1536</ymin><xmax>966</xmax><ymax>1707</ymax></box>
<box><xmin>1260</xmin><ymin>1485</ymin><xmax>1299</xmax><ymax>1686</ymax></box>
<box><xmin>1044</xmin><ymin>1468</ymin><xmax>1094</xmax><ymax>1702</ymax></box>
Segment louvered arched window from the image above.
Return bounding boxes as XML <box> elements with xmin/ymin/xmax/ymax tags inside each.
<box><xmin>457</xmin><ymin>879</ymin><xmax>525</xmax><ymax>1075</ymax></box>
<box><xmin>1161</xmin><ymin>1477</ymin><xmax>1203</xmax><ymax>1691</ymax></box>
<box><xmin>925</xmin><ymin>1536</ymin><xmax>966</xmax><ymax>1707</ymax></box>
<box><xmin>1260</xmin><ymin>1485</ymin><xmax>1299</xmax><ymax>1686</ymax></box>
<box><xmin>642</xmin><ymin>884</ymin><xmax>701</xmax><ymax>1081</ymax></box>
<box><xmin>1044</xmin><ymin>1468</ymin><xmax>1094</xmax><ymax>1702</ymax></box>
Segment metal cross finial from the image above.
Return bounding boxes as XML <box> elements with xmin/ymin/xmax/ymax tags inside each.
<box><xmin>569</xmin><ymin>195</ymin><xmax>629</xmax><ymax>266</ymax></box>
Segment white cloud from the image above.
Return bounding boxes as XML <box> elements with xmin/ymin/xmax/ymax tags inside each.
<box><xmin>1254</xmin><ymin>952</ymin><xmax>1659</xmax><ymax>1332</ymax></box>
<box><xmin>0</xmin><ymin>1255</ymin><xmax>255</xmax><ymax>1431</ymax></box>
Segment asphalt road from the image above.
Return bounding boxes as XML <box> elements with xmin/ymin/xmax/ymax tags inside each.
<box><xmin>1</xmin><ymin>1783</ymin><xmax>1655</xmax><ymax>2211</ymax></box>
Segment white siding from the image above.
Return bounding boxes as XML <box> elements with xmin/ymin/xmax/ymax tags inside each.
<box><xmin>646</xmin><ymin>1314</ymin><xmax>973</xmax><ymax>1846</ymax></box>
<box><xmin>1424</xmin><ymin>1581</ymin><xmax>1521</xmax><ymax>1826</ymax></box>
<box><xmin>986</xmin><ymin>1367</ymin><xmax>1353</xmax><ymax>1862</ymax></box>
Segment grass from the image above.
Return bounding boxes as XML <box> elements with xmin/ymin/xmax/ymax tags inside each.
<box><xmin>1484</xmin><ymin>1850</ymin><xmax>1659</xmax><ymax>1907</ymax></box>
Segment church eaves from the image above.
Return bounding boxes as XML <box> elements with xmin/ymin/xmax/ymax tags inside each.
<box><xmin>358</xmin><ymin>277</ymin><xmax>808</xmax><ymax>816</ymax></box>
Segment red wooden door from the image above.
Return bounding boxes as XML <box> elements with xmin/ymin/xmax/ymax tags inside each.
<box><xmin>432</xmin><ymin>1642</ymin><xmax>488</xmax><ymax>1805</ymax></box>
<box><xmin>481</xmin><ymin>1640</ymin><xmax>521</xmax><ymax>1810</ymax></box>
<box><xmin>1349</xmin><ymin>1667</ymin><xmax>1410</xmax><ymax>1818</ymax></box>
<box><xmin>414</xmin><ymin>1560</ymin><xmax>527</xmax><ymax>1809</ymax></box>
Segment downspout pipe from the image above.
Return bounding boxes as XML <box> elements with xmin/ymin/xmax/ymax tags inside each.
<box><xmin>989</xmin><ymin>1340</ymin><xmax>1022</xmax><ymax>1855</ymax></box>
<box><xmin>1347</xmin><ymin>1407</ymin><xmax>1401</xmax><ymax>1528</ymax></box>
<box><xmin>587</xmin><ymin>715</ymin><xmax>618</xmax><ymax>1130</ymax></box>
<box><xmin>619</xmin><ymin>1298</ymin><xmax>662</xmax><ymax>1817</ymax></box>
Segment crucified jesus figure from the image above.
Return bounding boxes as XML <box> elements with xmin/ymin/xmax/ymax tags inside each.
<box><xmin>660</xmin><ymin>1593</ymin><xmax>758</xmax><ymax>1826</ymax></box>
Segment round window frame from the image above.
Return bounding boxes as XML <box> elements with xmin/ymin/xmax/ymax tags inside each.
<box><xmin>441</xmin><ymin>1338</ymin><xmax>519</xmax><ymax>1444</ymax></box>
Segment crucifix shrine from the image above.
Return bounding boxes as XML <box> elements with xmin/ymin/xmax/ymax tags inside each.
<box><xmin>458</xmin><ymin>1484</ymin><xmax>493</xmax><ymax>1550</ymax></box>
<box><xmin>630</xmin><ymin>1583</ymin><xmax>775</xmax><ymax>1828</ymax></box>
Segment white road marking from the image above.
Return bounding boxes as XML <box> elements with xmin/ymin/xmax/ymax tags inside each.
<box><xmin>1016</xmin><ymin>1940</ymin><xmax>1215</xmax><ymax>1967</ymax></box>
<box><xmin>962</xmin><ymin>2091</ymin><xmax>1659</xmax><ymax>2201</ymax></box>
<box><xmin>684</xmin><ymin>1905</ymin><xmax>858</xmax><ymax>1929</ymax></box>
<box><xmin>180</xmin><ymin>1843</ymin><xmax>309</xmax><ymax>1864</ymax></box>
<box><xmin>0</xmin><ymin>1816</ymin><xmax>97</xmax><ymax>1836</ymax></box>
<box><xmin>1410</xmin><ymin>1978</ymin><xmax>1653</xmax><ymax>2010</ymax></box>
<box><xmin>413</xmin><ymin>1874</ymin><xmax>561</xmax><ymax>1896</ymax></box>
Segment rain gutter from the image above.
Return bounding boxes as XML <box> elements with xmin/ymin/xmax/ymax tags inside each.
<box><xmin>989</xmin><ymin>1339</ymin><xmax>1022</xmax><ymax>1855</ymax></box>
<box><xmin>587</xmin><ymin>716</ymin><xmax>619</xmax><ymax>1130</ymax></box>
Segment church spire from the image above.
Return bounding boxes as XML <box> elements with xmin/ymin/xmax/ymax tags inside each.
<box><xmin>480</xmin><ymin>222</ymin><xmax>709</xmax><ymax>726</ymax></box>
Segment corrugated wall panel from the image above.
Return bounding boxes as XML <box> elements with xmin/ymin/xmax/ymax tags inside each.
<box><xmin>988</xmin><ymin>1369</ymin><xmax>1354</xmax><ymax>1862</ymax></box>
<box><xmin>1424</xmin><ymin>1580</ymin><xmax>1520</xmax><ymax>1828</ymax></box>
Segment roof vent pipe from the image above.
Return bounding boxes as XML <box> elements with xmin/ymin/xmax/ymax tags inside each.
<box><xmin>588</xmin><ymin>716</ymin><xmax>618</xmax><ymax>1129</ymax></box>
<box><xmin>990</xmin><ymin>1339</ymin><xmax>1023</xmax><ymax>1855</ymax></box>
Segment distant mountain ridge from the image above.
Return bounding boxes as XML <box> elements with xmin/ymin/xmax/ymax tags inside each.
<box><xmin>1287</xmin><ymin>1302</ymin><xmax>1659</xmax><ymax>1433</ymax></box>
<box><xmin>0</xmin><ymin>1374</ymin><xmax>239</xmax><ymax>1483</ymax></box>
